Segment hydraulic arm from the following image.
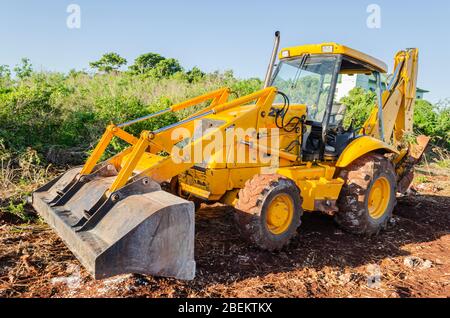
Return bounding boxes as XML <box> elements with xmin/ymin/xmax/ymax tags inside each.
<box><xmin>364</xmin><ymin>48</ymin><xmax>419</xmax><ymax>145</ymax></box>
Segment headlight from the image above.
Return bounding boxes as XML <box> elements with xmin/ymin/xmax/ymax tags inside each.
<box><xmin>281</xmin><ymin>50</ymin><xmax>290</xmax><ymax>58</ymax></box>
<box><xmin>322</xmin><ymin>45</ymin><xmax>334</xmax><ymax>53</ymax></box>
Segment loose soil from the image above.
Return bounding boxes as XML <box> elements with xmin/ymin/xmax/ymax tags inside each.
<box><xmin>0</xmin><ymin>167</ymin><xmax>449</xmax><ymax>298</ymax></box>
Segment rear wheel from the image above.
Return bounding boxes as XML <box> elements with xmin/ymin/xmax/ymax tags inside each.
<box><xmin>335</xmin><ymin>154</ymin><xmax>397</xmax><ymax>235</ymax></box>
<box><xmin>234</xmin><ymin>174</ymin><xmax>303</xmax><ymax>251</ymax></box>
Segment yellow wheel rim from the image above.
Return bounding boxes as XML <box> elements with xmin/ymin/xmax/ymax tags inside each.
<box><xmin>368</xmin><ymin>177</ymin><xmax>391</xmax><ymax>220</ymax></box>
<box><xmin>266</xmin><ymin>194</ymin><xmax>294</xmax><ymax>235</ymax></box>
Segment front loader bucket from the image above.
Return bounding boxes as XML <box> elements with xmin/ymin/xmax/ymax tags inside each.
<box><xmin>32</xmin><ymin>167</ymin><xmax>196</xmax><ymax>280</ymax></box>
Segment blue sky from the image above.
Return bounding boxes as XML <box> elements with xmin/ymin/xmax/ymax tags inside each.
<box><xmin>0</xmin><ymin>0</ymin><xmax>448</xmax><ymax>102</ymax></box>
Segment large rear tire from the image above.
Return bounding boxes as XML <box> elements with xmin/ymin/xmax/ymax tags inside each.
<box><xmin>335</xmin><ymin>154</ymin><xmax>397</xmax><ymax>236</ymax></box>
<box><xmin>234</xmin><ymin>174</ymin><xmax>303</xmax><ymax>251</ymax></box>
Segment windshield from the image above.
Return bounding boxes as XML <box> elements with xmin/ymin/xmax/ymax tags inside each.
<box><xmin>271</xmin><ymin>55</ymin><xmax>339</xmax><ymax>123</ymax></box>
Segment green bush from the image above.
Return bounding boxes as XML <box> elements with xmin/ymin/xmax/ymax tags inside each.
<box><xmin>340</xmin><ymin>87</ymin><xmax>377</xmax><ymax>129</ymax></box>
<box><xmin>89</xmin><ymin>52</ymin><xmax>127</xmax><ymax>74</ymax></box>
<box><xmin>340</xmin><ymin>88</ymin><xmax>449</xmax><ymax>149</ymax></box>
<box><xmin>14</xmin><ymin>58</ymin><xmax>33</xmax><ymax>79</ymax></box>
<box><xmin>412</xmin><ymin>99</ymin><xmax>449</xmax><ymax>148</ymax></box>
<box><xmin>0</xmin><ymin>56</ymin><xmax>265</xmax><ymax>163</ymax></box>
<box><xmin>186</xmin><ymin>67</ymin><xmax>205</xmax><ymax>83</ymax></box>
<box><xmin>229</xmin><ymin>77</ymin><xmax>263</xmax><ymax>97</ymax></box>
<box><xmin>128</xmin><ymin>53</ymin><xmax>165</xmax><ymax>75</ymax></box>
<box><xmin>0</xmin><ymin>76</ymin><xmax>63</xmax><ymax>152</ymax></box>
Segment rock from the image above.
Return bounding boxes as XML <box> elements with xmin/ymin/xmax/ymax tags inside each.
<box><xmin>403</xmin><ymin>257</ymin><xmax>433</xmax><ymax>269</ymax></box>
<box><xmin>406</xmin><ymin>188</ymin><xmax>418</xmax><ymax>196</ymax></box>
<box><xmin>46</xmin><ymin>146</ymin><xmax>87</xmax><ymax>165</ymax></box>
<box><xmin>435</xmin><ymin>259</ymin><xmax>444</xmax><ymax>265</ymax></box>
<box><xmin>415</xmin><ymin>183</ymin><xmax>441</xmax><ymax>193</ymax></box>
<box><xmin>237</xmin><ymin>255</ymin><xmax>250</xmax><ymax>263</ymax></box>
<box><xmin>389</xmin><ymin>217</ymin><xmax>397</xmax><ymax>226</ymax></box>
<box><xmin>338</xmin><ymin>273</ymin><xmax>351</xmax><ymax>285</ymax></box>
<box><xmin>421</xmin><ymin>260</ymin><xmax>433</xmax><ymax>269</ymax></box>
<box><xmin>403</xmin><ymin>256</ymin><xmax>421</xmax><ymax>268</ymax></box>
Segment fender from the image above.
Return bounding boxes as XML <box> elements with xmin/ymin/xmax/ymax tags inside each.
<box><xmin>336</xmin><ymin>136</ymin><xmax>399</xmax><ymax>168</ymax></box>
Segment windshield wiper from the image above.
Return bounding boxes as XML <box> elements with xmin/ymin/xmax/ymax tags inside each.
<box><xmin>291</xmin><ymin>54</ymin><xmax>310</xmax><ymax>89</ymax></box>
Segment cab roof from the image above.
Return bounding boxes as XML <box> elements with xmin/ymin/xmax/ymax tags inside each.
<box><xmin>279</xmin><ymin>42</ymin><xmax>388</xmax><ymax>73</ymax></box>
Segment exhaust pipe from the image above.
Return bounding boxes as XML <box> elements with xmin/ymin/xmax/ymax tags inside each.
<box><xmin>263</xmin><ymin>31</ymin><xmax>281</xmax><ymax>88</ymax></box>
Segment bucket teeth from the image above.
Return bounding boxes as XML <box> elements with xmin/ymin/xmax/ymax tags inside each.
<box><xmin>32</xmin><ymin>167</ymin><xmax>196</xmax><ymax>280</ymax></box>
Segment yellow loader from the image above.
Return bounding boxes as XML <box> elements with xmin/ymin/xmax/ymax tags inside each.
<box><xmin>32</xmin><ymin>32</ymin><xmax>429</xmax><ymax>280</ymax></box>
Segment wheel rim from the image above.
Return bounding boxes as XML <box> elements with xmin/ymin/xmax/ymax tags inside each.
<box><xmin>368</xmin><ymin>177</ymin><xmax>391</xmax><ymax>219</ymax></box>
<box><xmin>266</xmin><ymin>194</ymin><xmax>294</xmax><ymax>235</ymax></box>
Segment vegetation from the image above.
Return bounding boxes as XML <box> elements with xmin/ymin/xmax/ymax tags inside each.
<box><xmin>0</xmin><ymin>54</ymin><xmax>262</xmax><ymax>164</ymax></box>
<box><xmin>414</xmin><ymin>99</ymin><xmax>450</xmax><ymax>148</ymax></box>
<box><xmin>14</xmin><ymin>58</ymin><xmax>33</xmax><ymax>79</ymax></box>
<box><xmin>89</xmin><ymin>52</ymin><xmax>127</xmax><ymax>73</ymax></box>
<box><xmin>128</xmin><ymin>53</ymin><xmax>183</xmax><ymax>79</ymax></box>
<box><xmin>340</xmin><ymin>88</ymin><xmax>450</xmax><ymax>149</ymax></box>
<box><xmin>340</xmin><ymin>87</ymin><xmax>377</xmax><ymax>129</ymax></box>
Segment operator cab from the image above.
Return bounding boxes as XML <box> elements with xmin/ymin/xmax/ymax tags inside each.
<box><xmin>270</xmin><ymin>43</ymin><xmax>388</xmax><ymax>162</ymax></box>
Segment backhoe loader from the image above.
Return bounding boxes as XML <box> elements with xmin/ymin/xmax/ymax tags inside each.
<box><xmin>32</xmin><ymin>32</ymin><xmax>429</xmax><ymax>280</ymax></box>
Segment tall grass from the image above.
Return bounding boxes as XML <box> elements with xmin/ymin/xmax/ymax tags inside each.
<box><xmin>0</xmin><ymin>71</ymin><xmax>261</xmax><ymax>157</ymax></box>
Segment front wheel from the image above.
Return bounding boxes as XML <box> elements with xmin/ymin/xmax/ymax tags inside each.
<box><xmin>335</xmin><ymin>154</ymin><xmax>397</xmax><ymax>236</ymax></box>
<box><xmin>234</xmin><ymin>174</ymin><xmax>303</xmax><ymax>251</ymax></box>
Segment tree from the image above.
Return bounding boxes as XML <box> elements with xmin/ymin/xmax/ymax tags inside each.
<box><xmin>340</xmin><ymin>87</ymin><xmax>377</xmax><ymax>129</ymax></box>
<box><xmin>415</xmin><ymin>99</ymin><xmax>450</xmax><ymax>148</ymax></box>
<box><xmin>340</xmin><ymin>89</ymin><xmax>449</xmax><ymax>149</ymax></box>
<box><xmin>89</xmin><ymin>52</ymin><xmax>127</xmax><ymax>73</ymax></box>
<box><xmin>436</xmin><ymin>99</ymin><xmax>450</xmax><ymax>148</ymax></box>
<box><xmin>414</xmin><ymin>99</ymin><xmax>439</xmax><ymax>136</ymax></box>
<box><xmin>128</xmin><ymin>53</ymin><xmax>183</xmax><ymax>79</ymax></box>
<box><xmin>148</xmin><ymin>58</ymin><xmax>182</xmax><ymax>79</ymax></box>
<box><xmin>186</xmin><ymin>67</ymin><xmax>205</xmax><ymax>83</ymax></box>
<box><xmin>14</xmin><ymin>58</ymin><xmax>33</xmax><ymax>79</ymax></box>
<box><xmin>128</xmin><ymin>53</ymin><xmax>165</xmax><ymax>75</ymax></box>
<box><xmin>0</xmin><ymin>65</ymin><xmax>11</xmax><ymax>79</ymax></box>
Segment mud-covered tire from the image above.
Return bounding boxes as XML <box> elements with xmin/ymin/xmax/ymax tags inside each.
<box><xmin>335</xmin><ymin>154</ymin><xmax>397</xmax><ymax>236</ymax></box>
<box><xmin>234</xmin><ymin>174</ymin><xmax>303</xmax><ymax>251</ymax></box>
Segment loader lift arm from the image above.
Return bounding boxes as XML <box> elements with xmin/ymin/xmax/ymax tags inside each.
<box><xmin>81</xmin><ymin>87</ymin><xmax>276</xmax><ymax>194</ymax></box>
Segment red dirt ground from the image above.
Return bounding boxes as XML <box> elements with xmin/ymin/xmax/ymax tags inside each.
<box><xmin>0</xmin><ymin>168</ymin><xmax>449</xmax><ymax>298</ymax></box>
